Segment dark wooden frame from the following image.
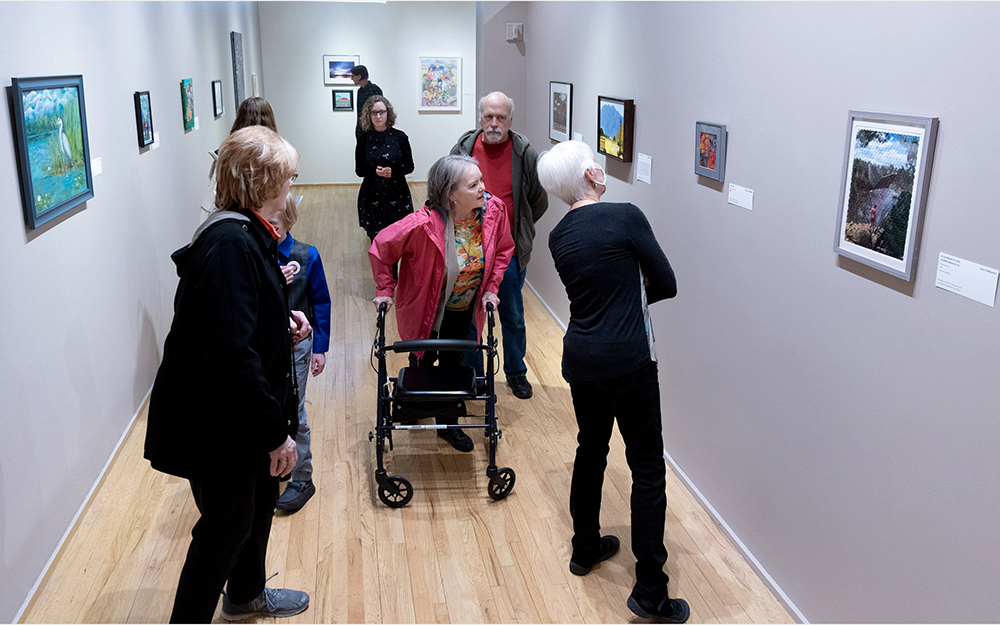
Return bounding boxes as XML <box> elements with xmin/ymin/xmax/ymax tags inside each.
<box><xmin>212</xmin><ymin>79</ymin><xmax>224</xmax><ymax>118</ymax></box>
<box><xmin>11</xmin><ymin>74</ymin><xmax>94</xmax><ymax>230</ymax></box>
<box><xmin>134</xmin><ymin>90</ymin><xmax>154</xmax><ymax>148</ymax></box>
<box><xmin>596</xmin><ymin>95</ymin><xmax>634</xmax><ymax>163</ymax></box>
<box><xmin>332</xmin><ymin>89</ymin><xmax>354</xmax><ymax>111</ymax></box>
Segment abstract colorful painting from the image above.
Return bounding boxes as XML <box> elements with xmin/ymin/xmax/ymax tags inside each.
<box><xmin>835</xmin><ymin>111</ymin><xmax>939</xmax><ymax>281</ymax></box>
<box><xmin>695</xmin><ymin>122</ymin><xmax>726</xmax><ymax>181</ymax></box>
<box><xmin>323</xmin><ymin>55</ymin><xmax>359</xmax><ymax>86</ymax></box>
<box><xmin>134</xmin><ymin>90</ymin><xmax>154</xmax><ymax>148</ymax></box>
<box><xmin>596</xmin><ymin>95</ymin><xmax>633</xmax><ymax>162</ymax></box>
<box><xmin>11</xmin><ymin>75</ymin><xmax>94</xmax><ymax>229</ymax></box>
<box><xmin>231</xmin><ymin>32</ymin><xmax>245</xmax><ymax>107</ymax></box>
<box><xmin>418</xmin><ymin>57</ymin><xmax>461</xmax><ymax>111</ymax></box>
<box><xmin>180</xmin><ymin>78</ymin><xmax>195</xmax><ymax>131</ymax></box>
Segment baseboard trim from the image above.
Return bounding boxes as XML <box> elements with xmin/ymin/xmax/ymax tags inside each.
<box><xmin>528</xmin><ymin>278</ymin><xmax>807</xmax><ymax>623</ymax></box>
<box><xmin>662</xmin><ymin>449</ymin><xmax>809</xmax><ymax>624</ymax></box>
<box><xmin>14</xmin><ymin>386</ymin><xmax>153</xmax><ymax>624</ymax></box>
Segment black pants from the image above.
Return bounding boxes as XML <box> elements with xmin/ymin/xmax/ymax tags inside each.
<box><xmin>409</xmin><ymin>307</ymin><xmax>474</xmax><ymax>425</ymax></box>
<box><xmin>568</xmin><ymin>361</ymin><xmax>670</xmax><ymax>601</ymax></box>
<box><xmin>169</xmin><ymin>462</ymin><xmax>278</xmax><ymax>623</ymax></box>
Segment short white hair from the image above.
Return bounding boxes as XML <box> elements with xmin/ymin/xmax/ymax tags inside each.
<box><xmin>478</xmin><ymin>93</ymin><xmax>514</xmax><ymax>120</ymax></box>
<box><xmin>537</xmin><ymin>140</ymin><xmax>596</xmax><ymax>206</ymax></box>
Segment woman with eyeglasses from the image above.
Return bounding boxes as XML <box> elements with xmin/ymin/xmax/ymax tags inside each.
<box><xmin>356</xmin><ymin>95</ymin><xmax>414</xmax><ymax>241</ymax></box>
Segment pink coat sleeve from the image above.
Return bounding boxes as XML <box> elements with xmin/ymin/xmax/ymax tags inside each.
<box><xmin>482</xmin><ymin>197</ymin><xmax>515</xmax><ymax>296</ymax></box>
<box><xmin>368</xmin><ymin>218</ymin><xmax>412</xmax><ymax>297</ymax></box>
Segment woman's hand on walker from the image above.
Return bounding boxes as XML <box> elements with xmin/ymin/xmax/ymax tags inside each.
<box><xmin>482</xmin><ymin>291</ymin><xmax>500</xmax><ymax>312</ymax></box>
<box><xmin>373</xmin><ymin>296</ymin><xmax>393</xmax><ymax>312</ymax></box>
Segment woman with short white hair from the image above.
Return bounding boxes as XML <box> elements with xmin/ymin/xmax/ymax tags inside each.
<box><xmin>537</xmin><ymin>140</ymin><xmax>688</xmax><ymax>623</ymax></box>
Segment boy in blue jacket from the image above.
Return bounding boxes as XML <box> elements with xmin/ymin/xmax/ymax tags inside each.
<box><xmin>270</xmin><ymin>194</ymin><xmax>332</xmax><ymax>512</ymax></box>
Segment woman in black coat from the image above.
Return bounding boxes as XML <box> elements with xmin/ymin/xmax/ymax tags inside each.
<box><xmin>145</xmin><ymin>125</ymin><xmax>311</xmax><ymax>623</ymax></box>
<box><xmin>355</xmin><ymin>95</ymin><xmax>414</xmax><ymax>240</ymax></box>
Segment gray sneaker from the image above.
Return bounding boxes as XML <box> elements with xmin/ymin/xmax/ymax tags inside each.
<box><xmin>276</xmin><ymin>480</ymin><xmax>315</xmax><ymax>512</ymax></box>
<box><xmin>221</xmin><ymin>587</ymin><xmax>309</xmax><ymax>621</ymax></box>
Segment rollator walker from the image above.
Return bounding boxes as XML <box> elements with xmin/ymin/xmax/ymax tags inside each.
<box><xmin>369</xmin><ymin>302</ymin><xmax>516</xmax><ymax>507</ymax></box>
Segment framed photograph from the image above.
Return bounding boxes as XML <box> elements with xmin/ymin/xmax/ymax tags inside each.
<box><xmin>323</xmin><ymin>55</ymin><xmax>359</xmax><ymax>86</ymax></box>
<box><xmin>835</xmin><ymin>110</ymin><xmax>939</xmax><ymax>281</ymax></box>
<box><xmin>180</xmin><ymin>78</ymin><xmax>195</xmax><ymax>131</ymax></box>
<box><xmin>212</xmin><ymin>80</ymin><xmax>224</xmax><ymax>118</ymax></box>
<box><xmin>549</xmin><ymin>81</ymin><xmax>572</xmax><ymax>142</ymax></box>
<box><xmin>418</xmin><ymin>56</ymin><xmax>461</xmax><ymax>112</ymax></box>
<box><xmin>134</xmin><ymin>90</ymin><xmax>154</xmax><ymax>148</ymax></box>
<box><xmin>332</xmin><ymin>89</ymin><xmax>354</xmax><ymax>112</ymax></box>
<box><xmin>695</xmin><ymin>122</ymin><xmax>727</xmax><ymax>181</ymax></box>
<box><xmin>10</xmin><ymin>75</ymin><xmax>94</xmax><ymax>230</ymax></box>
<box><xmin>597</xmin><ymin>95</ymin><xmax>634</xmax><ymax>162</ymax></box>
<box><xmin>231</xmin><ymin>31</ymin><xmax>245</xmax><ymax>108</ymax></box>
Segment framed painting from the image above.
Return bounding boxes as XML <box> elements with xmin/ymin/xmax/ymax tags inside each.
<box><xmin>11</xmin><ymin>75</ymin><xmax>94</xmax><ymax>230</ymax></box>
<box><xmin>212</xmin><ymin>80</ymin><xmax>224</xmax><ymax>118</ymax></box>
<box><xmin>835</xmin><ymin>110</ymin><xmax>939</xmax><ymax>281</ymax></box>
<box><xmin>231</xmin><ymin>31</ymin><xmax>245</xmax><ymax>108</ymax></box>
<box><xmin>695</xmin><ymin>122</ymin><xmax>727</xmax><ymax>181</ymax></box>
<box><xmin>323</xmin><ymin>55</ymin><xmax>359</xmax><ymax>86</ymax></box>
<box><xmin>180</xmin><ymin>78</ymin><xmax>195</xmax><ymax>131</ymax></box>
<box><xmin>332</xmin><ymin>89</ymin><xmax>354</xmax><ymax>112</ymax></box>
<box><xmin>597</xmin><ymin>95</ymin><xmax>634</xmax><ymax>162</ymax></box>
<box><xmin>418</xmin><ymin>56</ymin><xmax>461</xmax><ymax>112</ymax></box>
<box><xmin>549</xmin><ymin>81</ymin><xmax>572</xmax><ymax>142</ymax></box>
<box><xmin>134</xmin><ymin>90</ymin><xmax>154</xmax><ymax>148</ymax></box>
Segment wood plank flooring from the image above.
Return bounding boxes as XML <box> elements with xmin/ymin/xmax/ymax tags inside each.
<box><xmin>21</xmin><ymin>184</ymin><xmax>794</xmax><ymax>624</ymax></box>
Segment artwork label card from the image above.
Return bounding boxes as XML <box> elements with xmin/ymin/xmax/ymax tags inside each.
<box><xmin>935</xmin><ymin>253</ymin><xmax>998</xmax><ymax>307</ymax></box>
<box><xmin>728</xmin><ymin>184</ymin><xmax>753</xmax><ymax>210</ymax></box>
<box><xmin>637</xmin><ymin>153</ymin><xmax>652</xmax><ymax>184</ymax></box>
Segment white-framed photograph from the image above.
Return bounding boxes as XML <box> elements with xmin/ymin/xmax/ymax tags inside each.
<box><xmin>834</xmin><ymin>110</ymin><xmax>939</xmax><ymax>281</ymax></box>
<box><xmin>418</xmin><ymin>56</ymin><xmax>461</xmax><ymax>112</ymax></box>
<box><xmin>549</xmin><ymin>81</ymin><xmax>572</xmax><ymax>142</ymax></box>
<box><xmin>323</xmin><ymin>55</ymin><xmax>360</xmax><ymax>86</ymax></box>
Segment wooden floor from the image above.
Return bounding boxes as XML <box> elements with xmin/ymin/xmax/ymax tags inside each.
<box><xmin>21</xmin><ymin>184</ymin><xmax>794</xmax><ymax>624</ymax></box>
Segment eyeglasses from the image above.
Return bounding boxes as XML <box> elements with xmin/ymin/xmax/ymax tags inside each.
<box><xmin>290</xmin><ymin>172</ymin><xmax>299</xmax><ymax>182</ymax></box>
<box><xmin>371</xmin><ymin>109</ymin><xmax>388</xmax><ymax>116</ymax></box>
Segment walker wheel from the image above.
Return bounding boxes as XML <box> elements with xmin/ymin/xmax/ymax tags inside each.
<box><xmin>487</xmin><ymin>467</ymin><xmax>516</xmax><ymax>500</ymax></box>
<box><xmin>378</xmin><ymin>476</ymin><xmax>413</xmax><ymax>508</ymax></box>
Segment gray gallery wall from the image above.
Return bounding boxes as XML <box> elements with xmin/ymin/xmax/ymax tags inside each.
<box><xmin>258</xmin><ymin>1</ymin><xmax>477</xmax><ymax>185</ymax></box>
<box><xmin>0</xmin><ymin>2</ymin><xmax>263</xmax><ymax>621</ymax></box>
<box><xmin>481</xmin><ymin>2</ymin><xmax>1000</xmax><ymax>622</ymax></box>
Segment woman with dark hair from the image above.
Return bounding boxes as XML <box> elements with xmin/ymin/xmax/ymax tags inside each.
<box><xmin>202</xmin><ymin>97</ymin><xmax>280</xmax><ymax>213</ymax></box>
<box><xmin>356</xmin><ymin>95</ymin><xmax>414</xmax><ymax>240</ymax></box>
<box><xmin>368</xmin><ymin>154</ymin><xmax>514</xmax><ymax>451</ymax></box>
<box><xmin>146</xmin><ymin>126</ymin><xmax>311</xmax><ymax>623</ymax></box>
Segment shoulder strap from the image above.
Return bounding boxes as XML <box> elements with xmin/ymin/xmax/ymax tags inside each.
<box><xmin>191</xmin><ymin>210</ymin><xmax>251</xmax><ymax>244</ymax></box>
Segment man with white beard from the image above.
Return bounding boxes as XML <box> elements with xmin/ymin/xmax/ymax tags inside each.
<box><xmin>451</xmin><ymin>92</ymin><xmax>548</xmax><ymax>399</ymax></box>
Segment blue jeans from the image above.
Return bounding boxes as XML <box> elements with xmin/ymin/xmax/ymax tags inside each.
<box><xmin>466</xmin><ymin>255</ymin><xmax>527</xmax><ymax>378</ymax></box>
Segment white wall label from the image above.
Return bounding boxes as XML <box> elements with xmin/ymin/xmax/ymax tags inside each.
<box><xmin>573</xmin><ymin>132</ymin><xmax>584</xmax><ymax>142</ymax></box>
<box><xmin>637</xmin><ymin>153</ymin><xmax>652</xmax><ymax>184</ymax></box>
<box><xmin>194</xmin><ymin>116</ymin><xmax>200</xmax><ymax>131</ymax></box>
<box><xmin>151</xmin><ymin>132</ymin><xmax>160</xmax><ymax>150</ymax></box>
<box><xmin>728</xmin><ymin>184</ymin><xmax>753</xmax><ymax>210</ymax></box>
<box><xmin>935</xmin><ymin>253</ymin><xmax>998</xmax><ymax>307</ymax></box>
<box><xmin>91</xmin><ymin>157</ymin><xmax>102</xmax><ymax>176</ymax></box>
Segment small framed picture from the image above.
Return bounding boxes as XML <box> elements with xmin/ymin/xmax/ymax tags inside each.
<box><xmin>11</xmin><ymin>74</ymin><xmax>95</xmax><ymax>230</ymax></box>
<box><xmin>597</xmin><ymin>95</ymin><xmax>634</xmax><ymax>162</ymax></box>
<box><xmin>180</xmin><ymin>78</ymin><xmax>194</xmax><ymax>131</ymax></box>
<box><xmin>134</xmin><ymin>90</ymin><xmax>154</xmax><ymax>148</ymax></box>
<box><xmin>549</xmin><ymin>81</ymin><xmax>572</xmax><ymax>143</ymax></box>
<box><xmin>332</xmin><ymin>89</ymin><xmax>354</xmax><ymax>112</ymax></box>
<box><xmin>324</xmin><ymin>55</ymin><xmax>360</xmax><ymax>86</ymax></box>
<box><xmin>834</xmin><ymin>110</ymin><xmax>939</xmax><ymax>281</ymax></box>
<box><xmin>212</xmin><ymin>80</ymin><xmax>224</xmax><ymax>118</ymax></box>
<box><xmin>695</xmin><ymin>122</ymin><xmax>727</xmax><ymax>181</ymax></box>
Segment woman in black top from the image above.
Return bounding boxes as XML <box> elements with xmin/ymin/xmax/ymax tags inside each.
<box><xmin>538</xmin><ymin>140</ymin><xmax>688</xmax><ymax>624</ymax></box>
<box><xmin>356</xmin><ymin>95</ymin><xmax>414</xmax><ymax>240</ymax></box>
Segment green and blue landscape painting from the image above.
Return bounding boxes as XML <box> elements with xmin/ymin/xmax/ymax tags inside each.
<box><xmin>22</xmin><ymin>86</ymin><xmax>87</xmax><ymax>217</ymax></box>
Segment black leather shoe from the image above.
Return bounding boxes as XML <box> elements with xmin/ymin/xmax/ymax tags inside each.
<box><xmin>507</xmin><ymin>375</ymin><xmax>532</xmax><ymax>399</ymax></box>
<box><xmin>276</xmin><ymin>480</ymin><xmax>315</xmax><ymax>512</ymax></box>
<box><xmin>437</xmin><ymin>427</ymin><xmax>474</xmax><ymax>452</ymax></box>
<box><xmin>627</xmin><ymin>594</ymin><xmax>690</xmax><ymax>623</ymax></box>
<box><xmin>569</xmin><ymin>535</ymin><xmax>620</xmax><ymax>575</ymax></box>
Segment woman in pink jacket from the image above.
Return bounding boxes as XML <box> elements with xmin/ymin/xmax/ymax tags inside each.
<box><xmin>370</xmin><ymin>154</ymin><xmax>515</xmax><ymax>452</ymax></box>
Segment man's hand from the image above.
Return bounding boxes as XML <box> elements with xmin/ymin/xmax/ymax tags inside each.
<box><xmin>269</xmin><ymin>435</ymin><xmax>298</xmax><ymax>478</ymax></box>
